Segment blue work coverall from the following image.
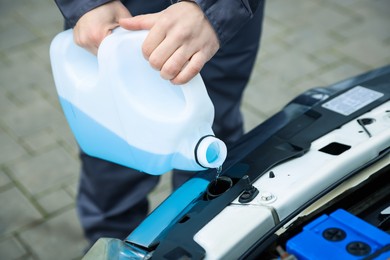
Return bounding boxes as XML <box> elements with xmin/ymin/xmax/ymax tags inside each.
<box><xmin>54</xmin><ymin>0</ymin><xmax>265</xmax><ymax>244</ymax></box>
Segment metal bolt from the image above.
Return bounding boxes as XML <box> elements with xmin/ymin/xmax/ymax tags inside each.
<box><xmin>261</xmin><ymin>192</ymin><xmax>273</xmax><ymax>201</ymax></box>
<box><xmin>346</xmin><ymin>241</ymin><xmax>371</xmax><ymax>256</ymax></box>
<box><xmin>322</xmin><ymin>228</ymin><xmax>346</xmax><ymax>241</ymax></box>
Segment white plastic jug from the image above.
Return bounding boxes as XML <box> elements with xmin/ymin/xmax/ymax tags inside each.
<box><xmin>50</xmin><ymin>28</ymin><xmax>227</xmax><ymax>175</ymax></box>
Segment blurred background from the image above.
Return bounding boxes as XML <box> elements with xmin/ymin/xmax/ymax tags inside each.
<box><xmin>0</xmin><ymin>0</ymin><xmax>389</xmax><ymax>259</ymax></box>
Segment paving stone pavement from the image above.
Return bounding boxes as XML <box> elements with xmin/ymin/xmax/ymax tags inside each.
<box><xmin>0</xmin><ymin>0</ymin><xmax>389</xmax><ymax>259</ymax></box>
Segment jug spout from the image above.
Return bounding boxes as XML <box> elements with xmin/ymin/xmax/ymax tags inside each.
<box><xmin>195</xmin><ymin>136</ymin><xmax>227</xmax><ymax>169</ymax></box>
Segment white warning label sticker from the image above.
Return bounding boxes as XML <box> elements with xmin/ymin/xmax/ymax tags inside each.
<box><xmin>322</xmin><ymin>86</ymin><xmax>383</xmax><ymax>116</ymax></box>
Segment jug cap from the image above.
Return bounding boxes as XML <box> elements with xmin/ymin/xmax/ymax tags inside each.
<box><xmin>195</xmin><ymin>136</ymin><xmax>227</xmax><ymax>169</ymax></box>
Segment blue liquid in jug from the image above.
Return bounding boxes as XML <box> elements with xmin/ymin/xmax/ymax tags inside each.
<box><xmin>59</xmin><ymin>97</ymin><xmax>184</xmax><ymax>175</ymax></box>
<box><xmin>206</xmin><ymin>142</ymin><xmax>220</xmax><ymax>163</ymax></box>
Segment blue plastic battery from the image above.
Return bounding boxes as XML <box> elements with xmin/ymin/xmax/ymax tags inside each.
<box><xmin>286</xmin><ymin>209</ymin><xmax>390</xmax><ymax>259</ymax></box>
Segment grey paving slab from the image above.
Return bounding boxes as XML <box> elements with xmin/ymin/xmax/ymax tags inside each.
<box><xmin>64</xmin><ymin>180</ymin><xmax>79</xmax><ymax>199</ymax></box>
<box><xmin>242</xmin><ymin>107</ymin><xmax>267</xmax><ymax>133</ymax></box>
<box><xmin>0</xmin><ymin>169</ymin><xmax>12</xmax><ymax>189</ymax></box>
<box><xmin>244</xmin><ymin>74</ymin><xmax>296</xmax><ymax>117</ymax></box>
<box><xmin>256</xmin><ymin>38</ymin><xmax>289</xmax><ymax>62</ymax></box>
<box><xmin>0</xmin><ymin>99</ymin><xmax>65</xmax><ymax>138</ymax></box>
<box><xmin>0</xmin><ymin>236</ymin><xmax>28</xmax><ymax>260</ymax></box>
<box><xmin>259</xmin><ymin>17</ymin><xmax>286</xmax><ymax>40</ymax></box>
<box><xmin>352</xmin><ymin>0</ymin><xmax>390</xmax><ymax>21</ymax></box>
<box><xmin>1</xmin><ymin>48</ymin><xmax>57</xmax><ymax>94</ymax></box>
<box><xmin>334</xmin><ymin>11</ymin><xmax>390</xmax><ymax>42</ymax></box>
<box><xmin>29</xmin><ymin>40</ymin><xmax>54</xmax><ymax>70</ymax></box>
<box><xmin>259</xmin><ymin>50</ymin><xmax>324</xmax><ymax>84</ymax></box>
<box><xmin>289</xmin><ymin>76</ymin><xmax>328</xmax><ymax>96</ymax></box>
<box><xmin>284</xmin><ymin>4</ymin><xmax>353</xmax><ymax>34</ymax></box>
<box><xmin>0</xmin><ymin>90</ymin><xmax>18</xmax><ymax>113</ymax></box>
<box><xmin>4</xmin><ymin>86</ymin><xmax>44</xmax><ymax>108</ymax></box>
<box><xmin>13</xmin><ymin>0</ymin><xmax>63</xmax><ymax>39</ymax></box>
<box><xmin>282</xmin><ymin>27</ymin><xmax>339</xmax><ymax>55</ymax></box>
<box><xmin>37</xmin><ymin>189</ymin><xmax>74</xmax><ymax>215</ymax></box>
<box><xmin>317</xmin><ymin>61</ymin><xmax>371</xmax><ymax>85</ymax></box>
<box><xmin>0</xmin><ymin>22</ymin><xmax>39</xmax><ymax>52</ymax></box>
<box><xmin>336</xmin><ymin>38</ymin><xmax>390</xmax><ymax>68</ymax></box>
<box><xmin>0</xmin><ymin>131</ymin><xmax>27</xmax><ymax>165</ymax></box>
<box><xmin>50</xmin><ymin>124</ymin><xmax>80</xmax><ymax>156</ymax></box>
<box><xmin>148</xmin><ymin>172</ymin><xmax>172</xmax><ymax>212</ymax></box>
<box><xmin>18</xmin><ymin>209</ymin><xmax>88</xmax><ymax>260</ymax></box>
<box><xmin>264</xmin><ymin>1</ymin><xmax>322</xmax><ymax>26</ymax></box>
<box><xmin>0</xmin><ymin>1</ymin><xmax>20</xmax><ymax>16</ymax></box>
<box><xmin>8</xmin><ymin>147</ymin><xmax>79</xmax><ymax>195</ymax></box>
<box><xmin>308</xmin><ymin>49</ymin><xmax>343</xmax><ymax>68</ymax></box>
<box><xmin>0</xmin><ymin>187</ymin><xmax>42</xmax><ymax>235</ymax></box>
<box><xmin>22</xmin><ymin>128</ymin><xmax>61</xmax><ymax>154</ymax></box>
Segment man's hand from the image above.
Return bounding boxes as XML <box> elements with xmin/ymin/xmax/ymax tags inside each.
<box><xmin>119</xmin><ymin>1</ymin><xmax>220</xmax><ymax>85</ymax></box>
<box><xmin>73</xmin><ymin>0</ymin><xmax>131</xmax><ymax>55</ymax></box>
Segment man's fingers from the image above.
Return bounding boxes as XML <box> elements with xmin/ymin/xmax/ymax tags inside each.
<box><xmin>148</xmin><ymin>35</ymin><xmax>185</xmax><ymax>71</ymax></box>
<box><xmin>72</xmin><ymin>0</ymin><xmax>132</xmax><ymax>55</ymax></box>
<box><xmin>170</xmin><ymin>52</ymin><xmax>207</xmax><ymax>85</ymax></box>
<box><xmin>120</xmin><ymin>14</ymin><xmax>166</xmax><ymax>59</ymax></box>
<box><xmin>142</xmin><ymin>25</ymin><xmax>166</xmax><ymax>60</ymax></box>
<box><xmin>159</xmin><ymin>46</ymin><xmax>192</xmax><ymax>80</ymax></box>
<box><xmin>118</xmin><ymin>2</ymin><xmax>219</xmax><ymax>84</ymax></box>
<box><xmin>74</xmin><ymin>27</ymin><xmax>111</xmax><ymax>55</ymax></box>
<box><xmin>119</xmin><ymin>14</ymin><xmax>159</xmax><ymax>30</ymax></box>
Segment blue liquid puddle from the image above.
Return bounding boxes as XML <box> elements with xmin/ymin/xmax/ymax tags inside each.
<box><xmin>59</xmin><ymin>97</ymin><xmax>196</xmax><ymax>175</ymax></box>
